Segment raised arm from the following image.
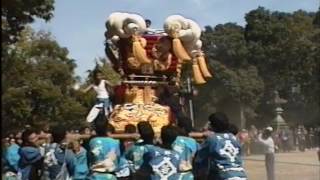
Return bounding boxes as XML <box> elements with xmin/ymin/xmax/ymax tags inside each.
<box><xmin>104</xmin><ymin>79</ymin><xmax>113</xmax><ymax>87</ymax></box>
<box><xmin>104</xmin><ymin>79</ymin><xmax>121</xmax><ymax>86</ymax></box>
<box><xmin>81</xmin><ymin>84</ymin><xmax>93</xmax><ymax>93</ymax></box>
<box><xmin>257</xmin><ymin>133</ymin><xmax>270</xmax><ymax>146</ymax></box>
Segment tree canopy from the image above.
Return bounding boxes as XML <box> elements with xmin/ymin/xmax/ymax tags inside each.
<box><xmin>1</xmin><ymin>0</ymin><xmax>55</xmax><ymax>43</ymax></box>
<box><xmin>195</xmin><ymin>7</ymin><xmax>319</xmax><ymax>127</ymax></box>
<box><xmin>2</xmin><ymin>28</ymin><xmax>87</xmax><ymax>132</ymax></box>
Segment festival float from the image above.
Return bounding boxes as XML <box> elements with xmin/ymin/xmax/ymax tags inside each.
<box><xmin>104</xmin><ymin>12</ymin><xmax>212</xmax><ymax>134</ymax></box>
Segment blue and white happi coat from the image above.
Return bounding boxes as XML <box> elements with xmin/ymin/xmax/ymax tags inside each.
<box><xmin>172</xmin><ymin>136</ymin><xmax>199</xmax><ymax>180</ymax></box>
<box><xmin>195</xmin><ymin>133</ymin><xmax>247</xmax><ymax>180</ymax></box>
<box><xmin>144</xmin><ymin>145</ymin><xmax>182</xmax><ymax>180</ymax></box>
<box><xmin>125</xmin><ymin>139</ymin><xmax>149</xmax><ymax>172</ymax></box>
<box><xmin>89</xmin><ymin>137</ymin><xmax>120</xmax><ymax>180</ymax></box>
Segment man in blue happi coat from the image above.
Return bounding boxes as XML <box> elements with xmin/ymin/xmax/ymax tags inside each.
<box><xmin>142</xmin><ymin>125</ymin><xmax>182</xmax><ymax>180</ymax></box>
<box><xmin>171</xmin><ymin>124</ymin><xmax>199</xmax><ymax>180</ymax></box>
<box><xmin>125</xmin><ymin>121</ymin><xmax>155</xmax><ymax>178</ymax></box>
<box><xmin>43</xmin><ymin>126</ymin><xmax>77</xmax><ymax>180</ymax></box>
<box><xmin>195</xmin><ymin>112</ymin><xmax>247</xmax><ymax>180</ymax></box>
<box><xmin>88</xmin><ymin>115</ymin><xmax>121</xmax><ymax>180</ymax></box>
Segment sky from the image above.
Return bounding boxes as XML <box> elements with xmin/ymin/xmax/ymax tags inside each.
<box><xmin>32</xmin><ymin>0</ymin><xmax>319</xmax><ymax>81</ymax></box>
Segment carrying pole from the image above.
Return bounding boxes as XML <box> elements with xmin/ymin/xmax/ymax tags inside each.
<box><xmin>187</xmin><ymin>77</ymin><xmax>195</xmax><ymax>127</ymax></box>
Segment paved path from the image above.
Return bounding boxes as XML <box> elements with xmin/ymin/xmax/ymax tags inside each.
<box><xmin>243</xmin><ymin>150</ymin><xmax>320</xmax><ymax>180</ymax></box>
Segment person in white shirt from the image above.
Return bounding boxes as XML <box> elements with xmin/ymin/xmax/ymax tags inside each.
<box><xmin>82</xmin><ymin>70</ymin><xmax>114</xmax><ymax>122</ymax></box>
<box><xmin>257</xmin><ymin>126</ymin><xmax>275</xmax><ymax>180</ymax></box>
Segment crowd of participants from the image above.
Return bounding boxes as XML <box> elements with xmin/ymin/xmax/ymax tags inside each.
<box><xmin>2</xmin><ymin>112</ymin><xmax>320</xmax><ymax>180</ymax></box>
<box><xmin>2</xmin><ymin>112</ymin><xmax>251</xmax><ymax>180</ymax></box>
<box><xmin>238</xmin><ymin>124</ymin><xmax>320</xmax><ymax>155</ymax></box>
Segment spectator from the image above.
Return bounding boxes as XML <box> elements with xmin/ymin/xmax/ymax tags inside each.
<box><xmin>315</xmin><ymin>126</ymin><xmax>320</xmax><ymax>149</ymax></box>
<box><xmin>249</xmin><ymin>125</ymin><xmax>258</xmax><ymax>138</ymax></box>
<box><xmin>288</xmin><ymin>127</ymin><xmax>295</xmax><ymax>151</ymax></box>
<box><xmin>280</xmin><ymin>127</ymin><xmax>290</xmax><ymax>152</ymax></box>
<box><xmin>257</xmin><ymin>127</ymin><xmax>275</xmax><ymax>180</ymax></box>
<box><xmin>81</xmin><ymin>126</ymin><xmax>92</xmax><ymax>136</ymax></box>
<box><xmin>239</xmin><ymin>129</ymin><xmax>250</xmax><ymax>156</ymax></box>
<box><xmin>194</xmin><ymin>112</ymin><xmax>247</xmax><ymax>180</ymax></box>
<box><xmin>17</xmin><ymin>129</ymin><xmax>44</xmax><ymax>180</ymax></box>
<box><xmin>248</xmin><ymin>125</ymin><xmax>259</xmax><ymax>154</ymax></box>
<box><xmin>15</xmin><ymin>131</ymin><xmax>23</xmax><ymax>146</ymax></box>
<box><xmin>3</xmin><ymin>136</ymin><xmax>20</xmax><ymax>179</ymax></box>
<box><xmin>297</xmin><ymin>127</ymin><xmax>306</xmax><ymax>152</ymax></box>
<box><xmin>273</xmin><ymin>131</ymin><xmax>281</xmax><ymax>153</ymax></box>
<box><xmin>308</xmin><ymin>127</ymin><xmax>315</xmax><ymax>149</ymax></box>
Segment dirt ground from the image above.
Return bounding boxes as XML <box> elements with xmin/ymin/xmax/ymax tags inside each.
<box><xmin>243</xmin><ymin>150</ymin><xmax>320</xmax><ymax>180</ymax></box>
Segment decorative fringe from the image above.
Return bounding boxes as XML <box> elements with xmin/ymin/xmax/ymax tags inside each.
<box><xmin>197</xmin><ymin>55</ymin><xmax>212</xmax><ymax>78</ymax></box>
<box><xmin>192</xmin><ymin>63</ymin><xmax>206</xmax><ymax>84</ymax></box>
<box><xmin>172</xmin><ymin>38</ymin><xmax>191</xmax><ymax>61</ymax></box>
<box><xmin>132</xmin><ymin>87</ymin><xmax>144</xmax><ymax>104</ymax></box>
<box><xmin>143</xmin><ymin>86</ymin><xmax>154</xmax><ymax>104</ymax></box>
<box><xmin>124</xmin><ymin>87</ymin><xmax>135</xmax><ymax>103</ymax></box>
<box><xmin>132</xmin><ymin>36</ymin><xmax>151</xmax><ymax>64</ymax></box>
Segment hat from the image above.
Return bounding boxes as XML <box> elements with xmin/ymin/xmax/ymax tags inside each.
<box><xmin>266</xmin><ymin>126</ymin><xmax>273</xmax><ymax>132</ymax></box>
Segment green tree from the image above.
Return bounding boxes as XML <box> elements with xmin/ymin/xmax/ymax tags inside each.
<box><xmin>1</xmin><ymin>0</ymin><xmax>55</xmax><ymax>43</ymax></box>
<box><xmin>245</xmin><ymin>7</ymin><xmax>320</xmax><ymax>125</ymax></box>
<box><xmin>2</xmin><ymin>28</ymin><xmax>86</xmax><ymax>132</ymax></box>
<box><xmin>194</xmin><ymin>23</ymin><xmax>264</xmax><ymax>128</ymax></box>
